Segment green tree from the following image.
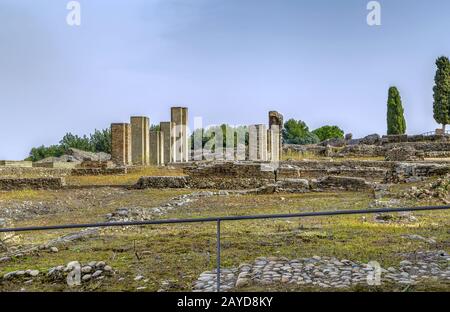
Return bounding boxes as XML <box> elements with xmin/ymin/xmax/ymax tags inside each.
<box><xmin>27</xmin><ymin>145</ymin><xmax>65</xmax><ymax>162</ymax></box>
<box><xmin>150</xmin><ymin>124</ymin><xmax>160</xmax><ymax>132</ymax></box>
<box><xmin>59</xmin><ymin>133</ymin><xmax>93</xmax><ymax>151</ymax></box>
<box><xmin>312</xmin><ymin>125</ymin><xmax>345</xmax><ymax>142</ymax></box>
<box><xmin>90</xmin><ymin>128</ymin><xmax>111</xmax><ymax>153</ymax></box>
<box><xmin>433</xmin><ymin>56</ymin><xmax>450</xmax><ymax>131</ymax></box>
<box><xmin>386</xmin><ymin>86</ymin><xmax>406</xmax><ymax>135</ymax></box>
<box><xmin>282</xmin><ymin>119</ymin><xmax>320</xmax><ymax>145</ymax></box>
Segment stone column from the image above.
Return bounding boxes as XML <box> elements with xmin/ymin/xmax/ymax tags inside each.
<box><xmin>269</xmin><ymin>111</ymin><xmax>283</xmax><ymax>161</ymax></box>
<box><xmin>130</xmin><ymin>116</ymin><xmax>150</xmax><ymax>165</ymax></box>
<box><xmin>160</xmin><ymin>121</ymin><xmax>175</xmax><ymax>164</ymax></box>
<box><xmin>171</xmin><ymin>107</ymin><xmax>189</xmax><ymax>162</ymax></box>
<box><xmin>111</xmin><ymin>123</ymin><xmax>132</xmax><ymax>166</ymax></box>
<box><xmin>248</xmin><ymin>124</ymin><xmax>268</xmax><ymax>161</ymax></box>
<box><xmin>149</xmin><ymin>131</ymin><xmax>164</xmax><ymax>166</ymax></box>
<box><xmin>268</xmin><ymin>128</ymin><xmax>280</xmax><ymax>162</ymax></box>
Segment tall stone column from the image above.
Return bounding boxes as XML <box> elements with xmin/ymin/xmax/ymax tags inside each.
<box><xmin>111</xmin><ymin>123</ymin><xmax>132</xmax><ymax>166</ymax></box>
<box><xmin>248</xmin><ymin>124</ymin><xmax>268</xmax><ymax>161</ymax></box>
<box><xmin>149</xmin><ymin>131</ymin><xmax>164</xmax><ymax>166</ymax></box>
<box><xmin>160</xmin><ymin>121</ymin><xmax>175</xmax><ymax>164</ymax></box>
<box><xmin>130</xmin><ymin>116</ymin><xmax>150</xmax><ymax>165</ymax></box>
<box><xmin>269</xmin><ymin>111</ymin><xmax>283</xmax><ymax>161</ymax></box>
<box><xmin>268</xmin><ymin>128</ymin><xmax>280</xmax><ymax>162</ymax></box>
<box><xmin>171</xmin><ymin>107</ymin><xmax>189</xmax><ymax>162</ymax></box>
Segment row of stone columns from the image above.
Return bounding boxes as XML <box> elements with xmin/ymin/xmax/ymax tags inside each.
<box><xmin>247</xmin><ymin>111</ymin><xmax>283</xmax><ymax>162</ymax></box>
<box><xmin>111</xmin><ymin>107</ymin><xmax>189</xmax><ymax>166</ymax></box>
<box><xmin>111</xmin><ymin>108</ymin><xmax>283</xmax><ymax>166</ymax></box>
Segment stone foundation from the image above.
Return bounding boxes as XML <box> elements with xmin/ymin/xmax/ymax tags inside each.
<box><xmin>135</xmin><ymin>176</ymin><xmax>189</xmax><ymax>189</ymax></box>
<box><xmin>70</xmin><ymin>168</ymin><xmax>128</xmax><ymax>176</ymax></box>
<box><xmin>386</xmin><ymin>162</ymin><xmax>450</xmax><ymax>183</ymax></box>
<box><xmin>0</xmin><ymin>161</ymin><xmax>33</xmax><ymax>168</ymax></box>
<box><xmin>0</xmin><ymin>178</ymin><xmax>66</xmax><ymax>190</ymax></box>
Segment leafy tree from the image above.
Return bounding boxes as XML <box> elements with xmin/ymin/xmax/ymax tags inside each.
<box><xmin>27</xmin><ymin>128</ymin><xmax>112</xmax><ymax>161</ymax></box>
<box><xmin>282</xmin><ymin>119</ymin><xmax>320</xmax><ymax>145</ymax></box>
<box><xmin>386</xmin><ymin>86</ymin><xmax>406</xmax><ymax>135</ymax></box>
<box><xmin>60</xmin><ymin>133</ymin><xmax>93</xmax><ymax>151</ymax></box>
<box><xmin>27</xmin><ymin>145</ymin><xmax>65</xmax><ymax>162</ymax></box>
<box><xmin>312</xmin><ymin>125</ymin><xmax>345</xmax><ymax>142</ymax></box>
<box><xmin>150</xmin><ymin>124</ymin><xmax>160</xmax><ymax>132</ymax></box>
<box><xmin>433</xmin><ymin>56</ymin><xmax>450</xmax><ymax>131</ymax></box>
<box><xmin>90</xmin><ymin>128</ymin><xmax>111</xmax><ymax>153</ymax></box>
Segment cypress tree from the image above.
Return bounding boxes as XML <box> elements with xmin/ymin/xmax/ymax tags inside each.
<box><xmin>433</xmin><ymin>56</ymin><xmax>450</xmax><ymax>132</ymax></box>
<box><xmin>387</xmin><ymin>86</ymin><xmax>406</xmax><ymax>135</ymax></box>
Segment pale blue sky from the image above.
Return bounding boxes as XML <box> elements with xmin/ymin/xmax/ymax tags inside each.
<box><xmin>1</xmin><ymin>0</ymin><xmax>450</xmax><ymax>159</ymax></box>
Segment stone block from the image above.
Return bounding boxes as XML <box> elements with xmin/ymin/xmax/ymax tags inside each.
<box><xmin>171</xmin><ymin>107</ymin><xmax>189</xmax><ymax>163</ymax></box>
<box><xmin>111</xmin><ymin>123</ymin><xmax>132</xmax><ymax>166</ymax></box>
<box><xmin>130</xmin><ymin>116</ymin><xmax>150</xmax><ymax>165</ymax></box>
<box><xmin>150</xmin><ymin>131</ymin><xmax>164</xmax><ymax>166</ymax></box>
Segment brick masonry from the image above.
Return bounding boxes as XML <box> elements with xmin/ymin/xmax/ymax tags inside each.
<box><xmin>149</xmin><ymin>131</ymin><xmax>164</xmax><ymax>166</ymax></box>
<box><xmin>111</xmin><ymin>123</ymin><xmax>132</xmax><ymax>166</ymax></box>
<box><xmin>171</xmin><ymin>107</ymin><xmax>189</xmax><ymax>163</ymax></box>
<box><xmin>130</xmin><ymin>116</ymin><xmax>150</xmax><ymax>165</ymax></box>
<box><xmin>160</xmin><ymin>121</ymin><xmax>175</xmax><ymax>164</ymax></box>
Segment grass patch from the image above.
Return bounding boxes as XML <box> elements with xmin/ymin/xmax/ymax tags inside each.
<box><xmin>1</xmin><ymin>189</ymin><xmax>448</xmax><ymax>292</ymax></box>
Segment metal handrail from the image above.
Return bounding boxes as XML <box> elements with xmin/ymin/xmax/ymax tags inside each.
<box><xmin>421</xmin><ymin>130</ymin><xmax>450</xmax><ymax>136</ymax></box>
<box><xmin>1</xmin><ymin>205</ymin><xmax>449</xmax><ymax>291</ymax></box>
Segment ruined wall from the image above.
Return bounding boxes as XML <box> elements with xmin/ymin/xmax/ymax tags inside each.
<box><xmin>0</xmin><ymin>167</ymin><xmax>71</xmax><ymax>178</ymax></box>
<box><xmin>0</xmin><ymin>178</ymin><xmax>66</xmax><ymax>190</ymax></box>
<box><xmin>0</xmin><ymin>161</ymin><xmax>33</xmax><ymax>168</ymax></box>
<box><xmin>386</xmin><ymin>162</ymin><xmax>450</xmax><ymax>183</ymax></box>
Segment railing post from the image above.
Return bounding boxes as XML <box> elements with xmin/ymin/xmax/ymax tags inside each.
<box><xmin>216</xmin><ymin>219</ymin><xmax>221</xmax><ymax>292</ymax></box>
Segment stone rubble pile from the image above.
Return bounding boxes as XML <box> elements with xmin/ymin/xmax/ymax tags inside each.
<box><xmin>193</xmin><ymin>252</ymin><xmax>450</xmax><ymax>292</ymax></box>
<box><xmin>1</xmin><ymin>260</ymin><xmax>114</xmax><ymax>287</ymax></box>
<box><xmin>106</xmin><ymin>191</ymin><xmax>229</xmax><ymax>222</ymax></box>
<box><xmin>402</xmin><ymin>175</ymin><xmax>450</xmax><ymax>203</ymax></box>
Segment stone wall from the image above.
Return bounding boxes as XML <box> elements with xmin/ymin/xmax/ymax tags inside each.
<box><xmin>314</xmin><ymin>176</ymin><xmax>372</xmax><ymax>191</ymax></box>
<box><xmin>70</xmin><ymin>168</ymin><xmax>128</xmax><ymax>176</ymax></box>
<box><xmin>386</xmin><ymin>162</ymin><xmax>450</xmax><ymax>183</ymax></box>
<box><xmin>79</xmin><ymin>160</ymin><xmax>114</xmax><ymax>169</ymax></box>
<box><xmin>33</xmin><ymin>162</ymin><xmax>79</xmax><ymax>169</ymax></box>
<box><xmin>0</xmin><ymin>177</ymin><xmax>66</xmax><ymax>190</ymax></box>
<box><xmin>0</xmin><ymin>161</ymin><xmax>33</xmax><ymax>168</ymax></box>
<box><xmin>381</xmin><ymin>134</ymin><xmax>450</xmax><ymax>144</ymax></box>
<box><xmin>135</xmin><ymin>176</ymin><xmax>189</xmax><ymax>189</ymax></box>
<box><xmin>0</xmin><ymin>167</ymin><xmax>71</xmax><ymax>178</ymax></box>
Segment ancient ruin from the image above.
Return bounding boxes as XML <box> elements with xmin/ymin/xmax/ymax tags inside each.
<box><xmin>130</xmin><ymin>116</ymin><xmax>150</xmax><ymax>166</ymax></box>
<box><xmin>111</xmin><ymin>123</ymin><xmax>132</xmax><ymax>166</ymax></box>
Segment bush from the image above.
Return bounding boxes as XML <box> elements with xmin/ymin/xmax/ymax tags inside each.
<box><xmin>27</xmin><ymin>145</ymin><xmax>66</xmax><ymax>162</ymax></box>
<box><xmin>27</xmin><ymin>128</ymin><xmax>111</xmax><ymax>161</ymax></box>
<box><xmin>312</xmin><ymin>125</ymin><xmax>344</xmax><ymax>142</ymax></box>
<box><xmin>282</xmin><ymin>119</ymin><xmax>320</xmax><ymax>145</ymax></box>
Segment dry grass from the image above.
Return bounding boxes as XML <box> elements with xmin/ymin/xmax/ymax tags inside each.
<box><xmin>65</xmin><ymin>166</ymin><xmax>185</xmax><ymax>186</ymax></box>
<box><xmin>1</xmin><ymin>186</ymin><xmax>448</xmax><ymax>292</ymax></box>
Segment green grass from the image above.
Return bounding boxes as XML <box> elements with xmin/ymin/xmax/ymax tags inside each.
<box><xmin>1</xmin><ymin>188</ymin><xmax>448</xmax><ymax>292</ymax></box>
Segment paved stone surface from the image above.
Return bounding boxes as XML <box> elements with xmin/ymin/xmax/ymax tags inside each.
<box><xmin>193</xmin><ymin>252</ymin><xmax>450</xmax><ymax>292</ymax></box>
